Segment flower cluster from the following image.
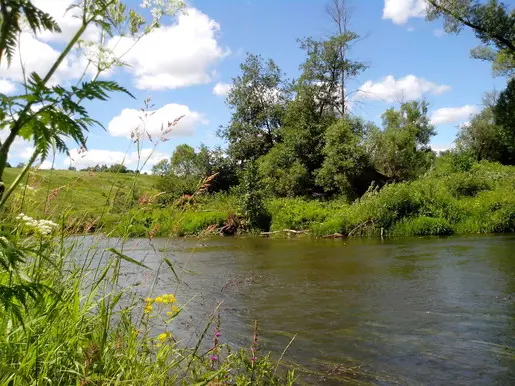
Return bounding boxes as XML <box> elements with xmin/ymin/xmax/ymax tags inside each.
<box><xmin>16</xmin><ymin>213</ymin><xmax>58</xmax><ymax>235</ymax></box>
<box><xmin>140</xmin><ymin>0</ymin><xmax>185</xmax><ymax>20</ymax></box>
<box><xmin>144</xmin><ymin>293</ymin><xmax>179</xmax><ymax>316</ymax></box>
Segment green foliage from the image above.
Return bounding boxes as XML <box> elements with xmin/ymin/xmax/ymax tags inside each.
<box><xmin>493</xmin><ymin>77</ymin><xmax>515</xmax><ymax>164</ymax></box>
<box><xmin>426</xmin><ymin>0</ymin><xmax>515</xmax><ymax>77</ymax></box>
<box><xmin>239</xmin><ymin>162</ymin><xmax>270</xmax><ymax>231</ymax></box>
<box><xmin>0</xmin><ymin>0</ymin><xmax>60</xmax><ymax>64</ymax></box>
<box><xmin>392</xmin><ymin>216</ymin><xmax>453</xmax><ymax>236</ymax></box>
<box><xmin>219</xmin><ymin>53</ymin><xmax>290</xmax><ymax>164</ymax></box>
<box><xmin>369</xmin><ymin>101</ymin><xmax>436</xmax><ymax>181</ymax></box>
<box><xmin>268</xmin><ymin>198</ymin><xmax>334</xmax><ymax>231</ymax></box>
<box><xmin>152</xmin><ymin>158</ymin><xmax>171</xmax><ymax>176</ymax></box>
<box><xmin>258</xmin><ymin>144</ymin><xmax>311</xmax><ymax>197</ymax></box>
<box><xmin>316</xmin><ymin>116</ymin><xmax>374</xmax><ymax>197</ymax></box>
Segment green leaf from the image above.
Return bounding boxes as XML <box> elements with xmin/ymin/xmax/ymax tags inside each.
<box><xmin>106</xmin><ymin>248</ymin><xmax>151</xmax><ymax>269</ymax></box>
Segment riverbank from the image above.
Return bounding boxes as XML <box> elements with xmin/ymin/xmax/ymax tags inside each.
<box><xmin>3</xmin><ymin>161</ymin><xmax>515</xmax><ymax>239</ymax></box>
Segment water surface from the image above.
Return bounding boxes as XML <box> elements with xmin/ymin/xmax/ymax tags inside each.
<box><xmin>75</xmin><ymin>234</ymin><xmax>515</xmax><ymax>384</ymax></box>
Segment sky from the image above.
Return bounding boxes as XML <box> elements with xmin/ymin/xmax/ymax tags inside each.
<box><xmin>0</xmin><ymin>0</ymin><xmax>511</xmax><ymax>171</ymax></box>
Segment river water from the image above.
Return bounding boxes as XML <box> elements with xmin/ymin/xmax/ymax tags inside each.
<box><xmin>74</xmin><ymin>234</ymin><xmax>515</xmax><ymax>385</ymax></box>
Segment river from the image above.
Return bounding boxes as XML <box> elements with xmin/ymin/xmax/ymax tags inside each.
<box><xmin>73</xmin><ymin>234</ymin><xmax>515</xmax><ymax>385</ymax></box>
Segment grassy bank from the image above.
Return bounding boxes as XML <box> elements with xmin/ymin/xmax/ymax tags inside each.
<box><xmin>3</xmin><ymin>161</ymin><xmax>515</xmax><ymax>239</ymax></box>
<box><xmin>104</xmin><ymin>161</ymin><xmax>515</xmax><ymax>238</ymax></box>
<box><xmin>0</xmin><ymin>213</ymin><xmax>296</xmax><ymax>384</ymax></box>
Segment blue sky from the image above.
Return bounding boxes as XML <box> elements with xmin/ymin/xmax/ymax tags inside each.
<box><xmin>1</xmin><ymin>0</ymin><xmax>511</xmax><ymax>170</ymax></box>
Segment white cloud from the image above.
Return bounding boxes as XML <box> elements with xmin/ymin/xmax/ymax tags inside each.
<box><xmin>38</xmin><ymin>160</ymin><xmax>54</xmax><ymax>170</ymax></box>
<box><xmin>0</xmin><ymin>32</ymin><xmax>87</xmax><ymax>85</ymax></box>
<box><xmin>65</xmin><ymin>148</ymin><xmax>170</xmax><ymax>170</ymax></box>
<box><xmin>110</xmin><ymin>8</ymin><xmax>229</xmax><ymax>90</ymax></box>
<box><xmin>383</xmin><ymin>0</ymin><xmax>427</xmax><ymax>25</ymax></box>
<box><xmin>31</xmin><ymin>0</ymin><xmax>100</xmax><ymax>43</ymax></box>
<box><xmin>107</xmin><ymin>103</ymin><xmax>207</xmax><ymax>139</ymax></box>
<box><xmin>0</xmin><ymin>79</ymin><xmax>15</xmax><ymax>94</ymax></box>
<box><xmin>212</xmin><ymin>82</ymin><xmax>232</xmax><ymax>96</ymax></box>
<box><xmin>430</xmin><ymin>105</ymin><xmax>479</xmax><ymax>125</ymax></box>
<box><xmin>356</xmin><ymin>75</ymin><xmax>450</xmax><ymax>102</ymax></box>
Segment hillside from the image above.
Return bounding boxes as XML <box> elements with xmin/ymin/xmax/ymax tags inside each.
<box><xmin>3</xmin><ymin>168</ymin><xmax>159</xmax><ymax>219</ymax></box>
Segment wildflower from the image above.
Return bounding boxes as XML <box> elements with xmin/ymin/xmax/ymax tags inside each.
<box><xmin>145</xmin><ymin>297</ymin><xmax>153</xmax><ymax>303</ymax></box>
<box><xmin>157</xmin><ymin>332</ymin><xmax>172</xmax><ymax>341</ymax></box>
<box><xmin>154</xmin><ymin>296</ymin><xmax>164</xmax><ymax>303</ymax></box>
<box><xmin>144</xmin><ymin>304</ymin><xmax>153</xmax><ymax>314</ymax></box>
<box><xmin>172</xmin><ymin>305</ymin><xmax>179</xmax><ymax>313</ymax></box>
<box><xmin>165</xmin><ymin>293</ymin><xmax>176</xmax><ymax>303</ymax></box>
<box><xmin>210</xmin><ymin>355</ymin><xmax>218</xmax><ymax>361</ymax></box>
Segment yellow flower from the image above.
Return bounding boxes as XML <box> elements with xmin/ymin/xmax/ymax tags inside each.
<box><xmin>154</xmin><ymin>296</ymin><xmax>164</xmax><ymax>303</ymax></box>
<box><xmin>172</xmin><ymin>305</ymin><xmax>180</xmax><ymax>313</ymax></box>
<box><xmin>158</xmin><ymin>332</ymin><xmax>172</xmax><ymax>341</ymax></box>
<box><xmin>144</xmin><ymin>304</ymin><xmax>153</xmax><ymax>314</ymax></box>
<box><xmin>166</xmin><ymin>294</ymin><xmax>176</xmax><ymax>303</ymax></box>
<box><xmin>145</xmin><ymin>297</ymin><xmax>153</xmax><ymax>303</ymax></box>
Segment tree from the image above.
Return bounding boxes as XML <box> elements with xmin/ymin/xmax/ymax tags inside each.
<box><xmin>68</xmin><ymin>166</ymin><xmax>76</xmax><ymax>171</ymax></box>
<box><xmin>316</xmin><ymin>116</ymin><xmax>376</xmax><ymax>197</ymax></box>
<box><xmin>170</xmin><ymin>144</ymin><xmax>201</xmax><ymax>176</ymax></box>
<box><xmin>151</xmin><ymin>159</ymin><xmax>171</xmax><ymax>176</ymax></box>
<box><xmin>426</xmin><ymin>0</ymin><xmax>515</xmax><ymax>77</ymax></box>
<box><xmin>323</xmin><ymin>0</ymin><xmax>367</xmax><ymax>114</ymax></box>
<box><xmin>369</xmin><ymin>101</ymin><xmax>436</xmax><ymax>181</ymax></box>
<box><xmin>218</xmin><ymin>53</ymin><xmax>290</xmax><ymax>164</ymax></box>
<box><xmin>457</xmin><ymin>81</ymin><xmax>515</xmax><ymax>165</ymax></box>
<box><xmin>493</xmin><ymin>77</ymin><xmax>515</xmax><ymax>164</ymax></box>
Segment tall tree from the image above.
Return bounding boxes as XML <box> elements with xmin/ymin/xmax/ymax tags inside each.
<box><xmin>426</xmin><ymin>0</ymin><xmax>515</xmax><ymax>77</ymax></box>
<box><xmin>218</xmin><ymin>53</ymin><xmax>290</xmax><ymax>164</ymax></box>
<box><xmin>368</xmin><ymin>101</ymin><xmax>436</xmax><ymax>181</ymax></box>
<box><xmin>324</xmin><ymin>0</ymin><xmax>366</xmax><ymax>114</ymax></box>
<box><xmin>493</xmin><ymin>77</ymin><xmax>515</xmax><ymax>164</ymax></box>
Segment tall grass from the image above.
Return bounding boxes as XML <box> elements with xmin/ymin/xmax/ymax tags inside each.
<box><xmin>0</xmin><ymin>197</ymin><xmax>296</xmax><ymax>385</ymax></box>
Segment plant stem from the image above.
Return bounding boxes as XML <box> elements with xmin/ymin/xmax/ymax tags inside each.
<box><xmin>0</xmin><ymin>21</ymin><xmax>88</xmax><ymax>202</ymax></box>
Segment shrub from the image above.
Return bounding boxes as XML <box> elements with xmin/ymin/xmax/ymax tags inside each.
<box><xmin>392</xmin><ymin>216</ymin><xmax>453</xmax><ymax>236</ymax></box>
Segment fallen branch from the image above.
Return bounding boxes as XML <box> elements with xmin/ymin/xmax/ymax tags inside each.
<box><xmin>348</xmin><ymin>219</ymin><xmax>374</xmax><ymax>237</ymax></box>
<box><xmin>322</xmin><ymin>232</ymin><xmax>346</xmax><ymax>239</ymax></box>
<box><xmin>260</xmin><ymin>229</ymin><xmax>308</xmax><ymax>236</ymax></box>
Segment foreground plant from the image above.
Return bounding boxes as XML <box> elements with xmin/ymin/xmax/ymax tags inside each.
<box><xmin>0</xmin><ymin>2</ymin><xmax>296</xmax><ymax>384</ymax></box>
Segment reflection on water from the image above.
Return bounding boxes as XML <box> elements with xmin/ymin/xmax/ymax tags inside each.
<box><xmin>69</xmin><ymin>234</ymin><xmax>515</xmax><ymax>385</ymax></box>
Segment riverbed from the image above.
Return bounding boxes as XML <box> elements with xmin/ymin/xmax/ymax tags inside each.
<box><xmin>73</xmin><ymin>234</ymin><xmax>515</xmax><ymax>384</ymax></box>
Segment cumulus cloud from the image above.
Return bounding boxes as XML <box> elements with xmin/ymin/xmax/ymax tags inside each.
<box><xmin>0</xmin><ymin>32</ymin><xmax>87</xmax><ymax>85</ymax></box>
<box><xmin>356</xmin><ymin>75</ymin><xmax>450</xmax><ymax>103</ymax></box>
<box><xmin>65</xmin><ymin>148</ymin><xmax>170</xmax><ymax>170</ymax></box>
<box><xmin>430</xmin><ymin>105</ymin><xmax>479</xmax><ymax>125</ymax></box>
<box><xmin>110</xmin><ymin>8</ymin><xmax>229</xmax><ymax>90</ymax></box>
<box><xmin>107</xmin><ymin>103</ymin><xmax>207</xmax><ymax>139</ymax></box>
<box><xmin>31</xmin><ymin>0</ymin><xmax>100</xmax><ymax>43</ymax></box>
<box><xmin>383</xmin><ymin>0</ymin><xmax>427</xmax><ymax>25</ymax></box>
<box><xmin>212</xmin><ymin>82</ymin><xmax>232</xmax><ymax>96</ymax></box>
<box><xmin>0</xmin><ymin>79</ymin><xmax>16</xmax><ymax>94</ymax></box>
<box><xmin>431</xmin><ymin>144</ymin><xmax>454</xmax><ymax>153</ymax></box>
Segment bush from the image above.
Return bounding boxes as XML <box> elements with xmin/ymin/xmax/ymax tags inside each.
<box><xmin>391</xmin><ymin>216</ymin><xmax>453</xmax><ymax>236</ymax></box>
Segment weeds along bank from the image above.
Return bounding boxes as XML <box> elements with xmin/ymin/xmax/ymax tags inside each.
<box><xmin>102</xmin><ymin>161</ymin><xmax>515</xmax><ymax>238</ymax></box>
<box><xmin>5</xmin><ymin>161</ymin><xmax>513</xmax><ymax>239</ymax></box>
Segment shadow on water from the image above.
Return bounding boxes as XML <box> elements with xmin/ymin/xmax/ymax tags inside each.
<box><xmin>68</xmin><ymin>234</ymin><xmax>515</xmax><ymax>385</ymax></box>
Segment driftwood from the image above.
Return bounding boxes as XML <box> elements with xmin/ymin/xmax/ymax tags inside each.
<box><xmin>260</xmin><ymin>229</ymin><xmax>308</xmax><ymax>236</ymax></box>
<box><xmin>322</xmin><ymin>232</ymin><xmax>346</xmax><ymax>238</ymax></box>
<box><xmin>348</xmin><ymin>219</ymin><xmax>374</xmax><ymax>236</ymax></box>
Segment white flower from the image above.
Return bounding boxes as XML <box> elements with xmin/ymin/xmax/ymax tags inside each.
<box><xmin>16</xmin><ymin>213</ymin><xmax>58</xmax><ymax>236</ymax></box>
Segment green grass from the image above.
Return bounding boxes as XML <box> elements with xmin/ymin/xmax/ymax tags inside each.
<box><xmin>0</xmin><ymin>212</ymin><xmax>296</xmax><ymax>385</ymax></box>
<box><xmin>3</xmin><ymin>167</ymin><xmax>159</xmax><ymax>218</ymax></box>
<box><xmin>4</xmin><ymin>161</ymin><xmax>515</xmax><ymax>239</ymax></box>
